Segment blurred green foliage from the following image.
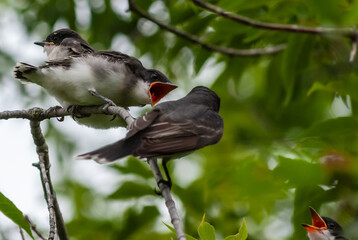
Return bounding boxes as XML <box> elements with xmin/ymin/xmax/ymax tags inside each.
<box><xmin>1</xmin><ymin>0</ymin><xmax>358</xmax><ymax>239</ymax></box>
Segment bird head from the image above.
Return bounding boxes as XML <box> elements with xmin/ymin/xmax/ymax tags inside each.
<box><xmin>34</xmin><ymin>28</ymin><xmax>93</xmax><ymax>58</ymax></box>
<box><xmin>146</xmin><ymin>70</ymin><xmax>177</xmax><ymax>105</ymax></box>
<box><xmin>302</xmin><ymin>207</ymin><xmax>345</xmax><ymax>240</ymax></box>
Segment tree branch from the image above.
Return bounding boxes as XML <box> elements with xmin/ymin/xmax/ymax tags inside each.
<box><xmin>191</xmin><ymin>0</ymin><xmax>358</xmax><ymax>37</ymax></box>
<box><xmin>147</xmin><ymin>158</ymin><xmax>186</xmax><ymax>240</ymax></box>
<box><xmin>0</xmin><ymin>105</ymin><xmax>134</xmax><ymax>124</ymax></box>
<box><xmin>128</xmin><ymin>0</ymin><xmax>285</xmax><ymax>56</ymax></box>
<box><xmin>29</xmin><ymin>120</ymin><xmax>68</xmax><ymax>240</ymax></box>
<box><xmin>25</xmin><ymin>215</ymin><xmax>46</xmax><ymax>240</ymax></box>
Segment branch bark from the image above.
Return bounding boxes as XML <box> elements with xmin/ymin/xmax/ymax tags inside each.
<box><xmin>25</xmin><ymin>215</ymin><xmax>46</xmax><ymax>240</ymax></box>
<box><xmin>191</xmin><ymin>0</ymin><xmax>358</xmax><ymax>37</ymax></box>
<box><xmin>128</xmin><ymin>0</ymin><xmax>285</xmax><ymax>56</ymax></box>
<box><xmin>147</xmin><ymin>158</ymin><xmax>186</xmax><ymax>240</ymax></box>
<box><xmin>29</xmin><ymin>120</ymin><xmax>68</xmax><ymax>240</ymax></box>
<box><xmin>0</xmin><ymin>105</ymin><xmax>134</xmax><ymax>123</ymax></box>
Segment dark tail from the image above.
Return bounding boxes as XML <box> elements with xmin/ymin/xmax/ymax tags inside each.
<box><xmin>76</xmin><ymin>137</ymin><xmax>140</xmax><ymax>164</ymax></box>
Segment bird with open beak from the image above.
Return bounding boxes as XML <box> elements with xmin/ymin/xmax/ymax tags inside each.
<box><xmin>13</xmin><ymin>29</ymin><xmax>177</xmax><ymax>128</ymax></box>
<box><xmin>302</xmin><ymin>207</ymin><xmax>348</xmax><ymax>240</ymax></box>
<box><xmin>77</xmin><ymin>86</ymin><xmax>224</xmax><ymax>188</ymax></box>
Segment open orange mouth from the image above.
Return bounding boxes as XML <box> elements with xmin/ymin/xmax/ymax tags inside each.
<box><xmin>149</xmin><ymin>82</ymin><xmax>177</xmax><ymax>106</ymax></box>
<box><xmin>302</xmin><ymin>207</ymin><xmax>327</xmax><ymax>232</ymax></box>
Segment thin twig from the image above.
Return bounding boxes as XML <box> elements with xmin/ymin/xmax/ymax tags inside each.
<box><xmin>147</xmin><ymin>158</ymin><xmax>186</xmax><ymax>240</ymax></box>
<box><xmin>19</xmin><ymin>227</ymin><xmax>25</xmax><ymax>240</ymax></box>
<box><xmin>128</xmin><ymin>0</ymin><xmax>285</xmax><ymax>56</ymax></box>
<box><xmin>25</xmin><ymin>215</ymin><xmax>46</xmax><ymax>240</ymax></box>
<box><xmin>191</xmin><ymin>0</ymin><xmax>358</xmax><ymax>37</ymax></box>
<box><xmin>29</xmin><ymin>120</ymin><xmax>68</xmax><ymax>240</ymax></box>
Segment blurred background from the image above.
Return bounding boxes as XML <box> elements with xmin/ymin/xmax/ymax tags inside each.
<box><xmin>1</xmin><ymin>0</ymin><xmax>358</xmax><ymax>239</ymax></box>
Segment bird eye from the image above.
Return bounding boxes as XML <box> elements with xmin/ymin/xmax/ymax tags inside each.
<box><xmin>151</xmin><ymin>73</ymin><xmax>159</xmax><ymax>81</ymax></box>
<box><xmin>328</xmin><ymin>222</ymin><xmax>335</xmax><ymax>228</ymax></box>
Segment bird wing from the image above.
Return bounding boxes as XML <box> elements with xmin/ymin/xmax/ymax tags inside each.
<box><xmin>133</xmin><ymin>109</ymin><xmax>223</xmax><ymax>157</ymax></box>
<box><xmin>61</xmin><ymin>38</ymin><xmax>94</xmax><ymax>55</ymax></box>
<box><xmin>126</xmin><ymin>109</ymin><xmax>161</xmax><ymax>138</ymax></box>
<box><xmin>94</xmin><ymin>50</ymin><xmax>132</xmax><ymax>62</ymax></box>
<box><xmin>132</xmin><ymin>120</ymin><xmax>197</xmax><ymax>158</ymax></box>
<box><xmin>41</xmin><ymin>57</ymin><xmax>74</xmax><ymax>69</ymax></box>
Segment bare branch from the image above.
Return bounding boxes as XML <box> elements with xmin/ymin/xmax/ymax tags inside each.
<box><xmin>29</xmin><ymin>120</ymin><xmax>68</xmax><ymax>240</ymax></box>
<box><xmin>192</xmin><ymin>0</ymin><xmax>358</xmax><ymax>37</ymax></box>
<box><xmin>147</xmin><ymin>158</ymin><xmax>186</xmax><ymax>240</ymax></box>
<box><xmin>19</xmin><ymin>227</ymin><xmax>25</xmax><ymax>240</ymax></box>
<box><xmin>25</xmin><ymin>215</ymin><xmax>46</xmax><ymax>240</ymax></box>
<box><xmin>128</xmin><ymin>0</ymin><xmax>285</xmax><ymax>56</ymax></box>
<box><xmin>0</xmin><ymin>105</ymin><xmax>135</xmax><ymax>126</ymax></box>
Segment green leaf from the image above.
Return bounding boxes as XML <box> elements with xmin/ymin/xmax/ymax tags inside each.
<box><xmin>282</xmin><ymin>34</ymin><xmax>314</xmax><ymax>104</ymax></box>
<box><xmin>237</xmin><ymin>218</ymin><xmax>248</xmax><ymax>240</ymax></box>
<box><xmin>198</xmin><ymin>213</ymin><xmax>215</xmax><ymax>240</ymax></box>
<box><xmin>224</xmin><ymin>218</ymin><xmax>248</xmax><ymax>240</ymax></box>
<box><xmin>107</xmin><ymin>181</ymin><xmax>154</xmax><ymax>199</ymax></box>
<box><xmin>110</xmin><ymin>158</ymin><xmax>153</xmax><ymax>179</ymax></box>
<box><xmin>0</xmin><ymin>192</ymin><xmax>34</xmax><ymax>239</ymax></box>
<box><xmin>163</xmin><ymin>222</ymin><xmax>197</xmax><ymax>240</ymax></box>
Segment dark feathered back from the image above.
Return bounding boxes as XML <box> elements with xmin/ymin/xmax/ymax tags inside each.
<box><xmin>185</xmin><ymin>86</ymin><xmax>221</xmax><ymax>112</ymax></box>
<box><xmin>78</xmin><ymin>86</ymin><xmax>223</xmax><ymax>163</ymax></box>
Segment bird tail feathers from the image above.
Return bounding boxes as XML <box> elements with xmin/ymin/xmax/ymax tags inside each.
<box><xmin>76</xmin><ymin>138</ymin><xmax>138</xmax><ymax>164</ymax></box>
<box><xmin>13</xmin><ymin>62</ymin><xmax>38</xmax><ymax>83</ymax></box>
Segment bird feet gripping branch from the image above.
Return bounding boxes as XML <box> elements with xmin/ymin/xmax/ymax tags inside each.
<box><xmin>45</xmin><ymin>105</ymin><xmax>65</xmax><ymax>121</ymax></box>
<box><xmin>155</xmin><ymin>158</ymin><xmax>173</xmax><ymax>195</ymax></box>
<box><xmin>67</xmin><ymin>105</ymin><xmax>91</xmax><ymax>119</ymax></box>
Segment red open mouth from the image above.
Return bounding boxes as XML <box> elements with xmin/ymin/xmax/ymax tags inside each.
<box><xmin>149</xmin><ymin>82</ymin><xmax>177</xmax><ymax>106</ymax></box>
<box><xmin>302</xmin><ymin>207</ymin><xmax>327</xmax><ymax>232</ymax></box>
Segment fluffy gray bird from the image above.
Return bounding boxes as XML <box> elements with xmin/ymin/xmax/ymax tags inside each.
<box><xmin>78</xmin><ymin>86</ymin><xmax>224</xmax><ymax>185</ymax></box>
<box><xmin>14</xmin><ymin>29</ymin><xmax>176</xmax><ymax>128</ymax></box>
<box><xmin>302</xmin><ymin>207</ymin><xmax>348</xmax><ymax>240</ymax></box>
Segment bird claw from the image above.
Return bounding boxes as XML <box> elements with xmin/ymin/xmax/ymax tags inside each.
<box><xmin>45</xmin><ymin>106</ymin><xmax>65</xmax><ymax>121</ymax></box>
<box><xmin>154</xmin><ymin>179</ymin><xmax>172</xmax><ymax>196</ymax></box>
<box><xmin>67</xmin><ymin>105</ymin><xmax>91</xmax><ymax>119</ymax></box>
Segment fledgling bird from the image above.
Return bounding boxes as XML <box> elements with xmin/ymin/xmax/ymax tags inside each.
<box><xmin>302</xmin><ymin>207</ymin><xmax>348</xmax><ymax>240</ymax></box>
<box><xmin>77</xmin><ymin>86</ymin><xmax>224</xmax><ymax>185</ymax></box>
<box><xmin>13</xmin><ymin>28</ymin><xmax>177</xmax><ymax>128</ymax></box>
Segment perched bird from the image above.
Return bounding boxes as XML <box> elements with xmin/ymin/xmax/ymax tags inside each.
<box><xmin>77</xmin><ymin>86</ymin><xmax>224</xmax><ymax>186</ymax></box>
<box><xmin>14</xmin><ymin>28</ymin><xmax>177</xmax><ymax>128</ymax></box>
<box><xmin>302</xmin><ymin>207</ymin><xmax>348</xmax><ymax>240</ymax></box>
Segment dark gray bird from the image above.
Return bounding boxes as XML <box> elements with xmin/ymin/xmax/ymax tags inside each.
<box><xmin>13</xmin><ymin>28</ymin><xmax>177</xmax><ymax>128</ymax></box>
<box><xmin>77</xmin><ymin>86</ymin><xmax>224</xmax><ymax>185</ymax></box>
<box><xmin>302</xmin><ymin>207</ymin><xmax>348</xmax><ymax>240</ymax></box>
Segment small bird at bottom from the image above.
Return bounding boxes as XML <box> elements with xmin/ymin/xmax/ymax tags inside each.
<box><xmin>302</xmin><ymin>207</ymin><xmax>348</xmax><ymax>240</ymax></box>
<box><xmin>77</xmin><ymin>86</ymin><xmax>224</xmax><ymax>187</ymax></box>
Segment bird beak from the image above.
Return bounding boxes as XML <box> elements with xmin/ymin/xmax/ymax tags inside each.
<box><xmin>301</xmin><ymin>207</ymin><xmax>327</xmax><ymax>232</ymax></box>
<box><xmin>34</xmin><ymin>41</ymin><xmax>55</xmax><ymax>47</ymax></box>
<box><xmin>149</xmin><ymin>82</ymin><xmax>177</xmax><ymax>106</ymax></box>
